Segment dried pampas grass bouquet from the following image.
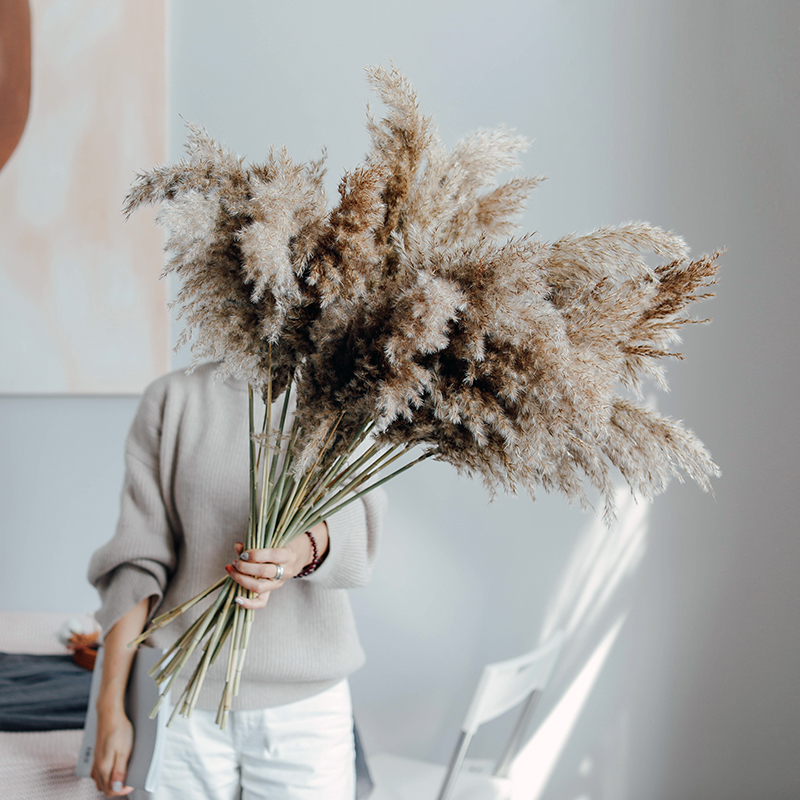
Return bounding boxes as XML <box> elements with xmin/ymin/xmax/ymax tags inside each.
<box><xmin>126</xmin><ymin>65</ymin><xmax>720</xmax><ymax>726</ymax></box>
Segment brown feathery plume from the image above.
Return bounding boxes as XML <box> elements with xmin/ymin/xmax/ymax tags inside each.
<box><xmin>364</xmin><ymin>65</ymin><xmax>435</xmax><ymax>251</ymax></box>
<box><xmin>304</xmin><ymin>164</ymin><xmax>387</xmax><ymax>309</ymax></box>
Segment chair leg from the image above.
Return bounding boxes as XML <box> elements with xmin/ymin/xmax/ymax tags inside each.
<box><xmin>493</xmin><ymin>690</ymin><xmax>541</xmax><ymax>778</ymax></box>
<box><xmin>436</xmin><ymin>730</ymin><xmax>473</xmax><ymax>800</ymax></box>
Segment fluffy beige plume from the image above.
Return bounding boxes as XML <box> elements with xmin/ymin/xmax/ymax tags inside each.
<box><xmin>237</xmin><ymin>147</ymin><xmax>327</xmax><ymax>341</ymax></box>
<box><xmin>122</xmin><ymin>66</ymin><xmax>726</xmax><ymax>726</ymax></box>
<box><xmin>126</xmin><ymin>66</ymin><xmax>721</xmax><ymax>519</ymax></box>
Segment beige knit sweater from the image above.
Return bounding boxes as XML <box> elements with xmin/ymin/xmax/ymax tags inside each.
<box><xmin>88</xmin><ymin>363</ymin><xmax>386</xmax><ymax>710</ymax></box>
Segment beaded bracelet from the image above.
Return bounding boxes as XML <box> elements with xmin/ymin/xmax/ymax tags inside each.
<box><xmin>293</xmin><ymin>529</ymin><xmax>323</xmax><ymax>578</ymax></box>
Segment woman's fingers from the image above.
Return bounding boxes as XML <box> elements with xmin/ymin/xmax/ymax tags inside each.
<box><xmin>230</xmin><ymin>547</ymin><xmax>295</xmax><ymax>583</ymax></box>
<box><xmin>233</xmin><ymin>558</ymin><xmax>286</xmax><ymax>581</ymax></box>
<box><xmin>234</xmin><ymin>590</ymin><xmax>271</xmax><ymax>610</ymax></box>
<box><xmin>110</xmin><ymin>752</ymin><xmax>134</xmax><ymax>795</ymax></box>
<box><xmin>225</xmin><ymin>546</ymin><xmax>291</xmax><ymax>608</ymax></box>
<box><xmin>226</xmin><ymin>545</ymin><xmax>302</xmax><ymax>608</ymax></box>
<box><xmin>227</xmin><ymin>561</ymin><xmax>286</xmax><ymax>594</ymax></box>
<box><xmin>91</xmin><ymin>749</ymin><xmax>133</xmax><ymax>797</ymax></box>
<box><xmin>226</xmin><ymin>564</ymin><xmax>282</xmax><ymax>591</ymax></box>
<box><xmin>238</xmin><ymin>546</ymin><xmax>292</xmax><ymax>566</ymax></box>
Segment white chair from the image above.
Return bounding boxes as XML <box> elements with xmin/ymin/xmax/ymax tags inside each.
<box><xmin>369</xmin><ymin>631</ymin><xmax>564</xmax><ymax>800</ymax></box>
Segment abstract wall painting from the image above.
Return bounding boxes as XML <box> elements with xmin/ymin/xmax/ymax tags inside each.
<box><xmin>0</xmin><ymin>0</ymin><xmax>169</xmax><ymax>394</ymax></box>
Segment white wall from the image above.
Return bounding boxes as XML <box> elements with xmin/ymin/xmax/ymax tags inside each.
<box><xmin>1</xmin><ymin>2</ymin><xmax>798</xmax><ymax>798</ymax></box>
<box><xmin>0</xmin><ymin>394</ymin><xmax>138</xmax><ymax>612</ymax></box>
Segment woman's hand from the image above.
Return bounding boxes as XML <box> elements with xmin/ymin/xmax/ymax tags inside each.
<box><xmin>90</xmin><ymin>596</ymin><xmax>151</xmax><ymax>797</ymax></box>
<box><xmin>91</xmin><ymin>710</ymin><xmax>135</xmax><ymax>796</ymax></box>
<box><xmin>227</xmin><ymin>521</ymin><xmax>328</xmax><ymax>609</ymax></box>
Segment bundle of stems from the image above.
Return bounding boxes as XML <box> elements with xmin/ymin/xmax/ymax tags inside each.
<box><xmin>130</xmin><ymin>371</ymin><xmax>428</xmax><ymax>728</ymax></box>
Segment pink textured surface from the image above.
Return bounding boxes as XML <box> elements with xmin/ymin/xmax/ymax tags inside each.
<box><xmin>0</xmin><ymin>611</ymin><xmax>96</xmax><ymax>655</ymax></box>
<box><xmin>0</xmin><ymin>611</ymin><xmax>103</xmax><ymax>799</ymax></box>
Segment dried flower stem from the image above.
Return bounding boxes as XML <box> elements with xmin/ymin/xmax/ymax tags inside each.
<box><xmin>135</xmin><ymin>366</ymin><xmax>421</xmax><ymax>724</ymax></box>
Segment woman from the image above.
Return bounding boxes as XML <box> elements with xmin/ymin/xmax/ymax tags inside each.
<box><xmin>87</xmin><ymin>363</ymin><xmax>386</xmax><ymax>799</ymax></box>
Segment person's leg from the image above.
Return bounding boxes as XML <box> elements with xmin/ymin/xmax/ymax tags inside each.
<box><xmin>151</xmin><ymin>708</ymin><xmax>241</xmax><ymax>800</ymax></box>
<box><xmin>238</xmin><ymin>681</ymin><xmax>356</xmax><ymax>800</ymax></box>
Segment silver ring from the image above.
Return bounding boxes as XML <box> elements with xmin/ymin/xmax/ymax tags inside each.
<box><xmin>269</xmin><ymin>563</ymin><xmax>284</xmax><ymax>582</ymax></box>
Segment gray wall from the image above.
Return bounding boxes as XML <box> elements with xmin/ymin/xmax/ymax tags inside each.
<box><xmin>2</xmin><ymin>2</ymin><xmax>798</xmax><ymax>798</ymax></box>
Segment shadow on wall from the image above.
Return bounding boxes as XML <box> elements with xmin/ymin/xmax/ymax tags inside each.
<box><xmin>512</xmin><ymin>489</ymin><xmax>650</xmax><ymax>799</ymax></box>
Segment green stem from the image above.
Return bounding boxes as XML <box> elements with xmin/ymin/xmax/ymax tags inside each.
<box><xmin>129</xmin><ymin>576</ymin><xmax>227</xmax><ymax>647</ymax></box>
<box><xmin>185</xmin><ymin>585</ymin><xmax>236</xmax><ymax>716</ymax></box>
<box><xmin>247</xmin><ymin>387</ymin><xmax>258</xmax><ymax>551</ymax></box>
<box><xmin>297</xmin><ymin>451</ymin><xmax>432</xmax><ymax>537</ymax></box>
<box><xmin>296</xmin><ymin>445</ymin><xmax>408</xmax><ymax>533</ymax></box>
<box><xmin>267</xmin><ymin>373</ymin><xmax>294</xmax><ymax>489</ymax></box>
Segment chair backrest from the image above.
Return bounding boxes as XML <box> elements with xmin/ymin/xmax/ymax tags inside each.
<box><xmin>461</xmin><ymin>631</ymin><xmax>565</xmax><ymax>735</ymax></box>
<box><xmin>435</xmin><ymin>631</ymin><xmax>565</xmax><ymax>800</ymax></box>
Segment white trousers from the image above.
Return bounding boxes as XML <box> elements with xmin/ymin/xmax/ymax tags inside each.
<box><xmin>142</xmin><ymin>680</ymin><xmax>355</xmax><ymax>800</ymax></box>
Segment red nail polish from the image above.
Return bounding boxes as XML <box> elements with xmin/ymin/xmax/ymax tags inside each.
<box><xmin>225</xmin><ymin>564</ymin><xmax>233</xmax><ymax>574</ymax></box>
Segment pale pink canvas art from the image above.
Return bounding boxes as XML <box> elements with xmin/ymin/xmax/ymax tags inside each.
<box><xmin>0</xmin><ymin>0</ymin><xmax>169</xmax><ymax>393</ymax></box>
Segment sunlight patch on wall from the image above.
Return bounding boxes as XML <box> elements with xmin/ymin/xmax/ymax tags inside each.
<box><xmin>540</xmin><ymin>488</ymin><xmax>649</xmax><ymax>642</ymax></box>
<box><xmin>509</xmin><ymin>614</ymin><xmax>627</xmax><ymax>800</ymax></box>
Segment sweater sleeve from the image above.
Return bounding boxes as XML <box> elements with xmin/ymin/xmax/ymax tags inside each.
<box><xmin>301</xmin><ymin>488</ymin><xmax>387</xmax><ymax>590</ymax></box>
<box><xmin>87</xmin><ymin>378</ymin><xmax>179</xmax><ymax>636</ymax></box>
